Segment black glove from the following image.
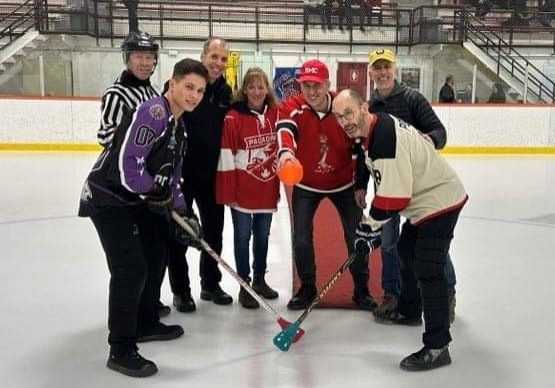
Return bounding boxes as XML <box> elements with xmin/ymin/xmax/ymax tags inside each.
<box><xmin>354</xmin><ymin>223</ymin><xmax>381</xmax><ymax>256</ymax></box>
<box><xmin>174</xmin><ymin>209</ymin><xmax>203</xmax><ymax>250</ymax></box>
<box><xmin>145</xmin><ymin>163</ymin><xmax>173</xmax><ymax>210</ymax></box>
<box><xmin>152</xmin><ymin>162</ymin><xmax>173</xmax><ymax>191</ymax></box>
<box><xmin>145</xmin><ymin>185</ymin><xmax>171</xmax><ymax>217</ymax></box>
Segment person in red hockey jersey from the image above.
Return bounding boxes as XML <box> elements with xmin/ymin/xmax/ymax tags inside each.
<box><xmin>215</xmin><ymin>67</ymin><xmax>280</xmax><ymax>309</ymax></box>
<box><xmin>276</xmin><ymin>59</ymin><xmax>376</xmax><ymax>312</ymax></box>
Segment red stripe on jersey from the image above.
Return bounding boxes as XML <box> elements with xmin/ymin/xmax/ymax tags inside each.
<box><xmin>412</xmin><ymin>195</ymin><xmax>468</xmax><ymax>225</ymax></box>
<box><xmin>372</xmin><ymin>195</ymin><xmax>410</xmax><ymax>212</ymax></box>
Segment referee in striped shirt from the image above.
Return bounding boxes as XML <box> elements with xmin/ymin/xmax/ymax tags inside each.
<box><xmin>96</xmin><ymin>31</ymin><xmax>171</xmax><ymax>316</ymax></box>
<box><xmin>97</xmin><ymin>31</ymin><xmax>159</xmax><ymax>147</ymax></box>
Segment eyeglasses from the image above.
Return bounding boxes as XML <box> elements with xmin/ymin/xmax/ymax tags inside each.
<box><xmin>334</xmin><ymin>109</ymin><xmax>355</xmax><ymax>123</ymax></box>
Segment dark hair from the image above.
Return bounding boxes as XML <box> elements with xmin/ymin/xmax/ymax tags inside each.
<box><xmin>172</xmin><ymin>58</ymin><xmax>209</xmax><ymax>82</ymax></box>
<box><xmin>233</xmin><ymin>67</ymin><xmax>277</xmax><ymax>107</ymax></box>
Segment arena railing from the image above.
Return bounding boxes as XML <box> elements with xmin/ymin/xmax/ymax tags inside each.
<box><xmin>455</xmin><ymin>9</ymin><xmax>555</xmax><ymax>103</ymax></box>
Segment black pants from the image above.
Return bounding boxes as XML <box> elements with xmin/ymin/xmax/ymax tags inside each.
<box><xmin>396</xmin><ymin>206</ymin><xmax>463</xmax><ymax>349</ymax></box>
<box><xmin>168</xmin><ymin>177</ymin><xmax>224</xmax><ymax>293</ymax></box>
<box><xmin>322</xmin><ymin>2</ymin><xmax>333</xmax><ymax>28</ymax></box>
<box><xmin>122</xmin><ymin>0</ymin><xmax>139</xmax><ymax>33</ymax></box>
<box><xmin>90</xmin><ymin>205</ymin><xmax>167</xmax><ymax>354</ymax></box>
<box><xmin>291</xmin><ymin>185</ymin><xmax>366</xmax><ymax>286</ymax></box>
<box><xmin>338</xmin><ymin>5</ymin><xmax>353</xmax><ymax>29</ymax></box>
<box><xmin>167</xmin><ymin>224</ymin><xmax>191</xmax><ymax>296</ymax></box>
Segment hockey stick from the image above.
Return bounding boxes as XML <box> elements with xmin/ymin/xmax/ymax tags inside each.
<box><xmin>171</xmin><ymin>210</ymin><xmax>304</xmax><ymax>342</ymax></box>
<box><xmin>273</xmin><ymin>252</ymin><xmax>360</xmax><ymax>352</ymax></box>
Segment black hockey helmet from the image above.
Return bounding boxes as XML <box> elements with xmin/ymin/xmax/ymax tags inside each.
<box><xmin>121</xmin><ymin>31</ymin><xmax>159</xmax><ymax>65</ymax></box>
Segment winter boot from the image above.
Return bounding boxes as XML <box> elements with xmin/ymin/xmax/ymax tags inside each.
<box><xmin>373</xmin><ymin>294</ymin><xmax>398</xmax><ymax>320</ymax></box>
<box><xmin>239</xmin><ymin>278</ymin><xmax>260</xmax><ymax>309</ymax></box>
<box><xmin>252</xmin><ymin>274</ymin><xmax>279</xmax><ymax>299</ymax></box>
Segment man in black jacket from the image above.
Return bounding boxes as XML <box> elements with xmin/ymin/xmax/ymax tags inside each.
<box><xmin>167</xmin><ymin>37</ymin><xmax>234</xmax><ymax>310</ymax></box>
<box><xmin>438</xmin><ymin>74</ymin><xmax>456</xmax><ymax>103</ymax></box>
<box><xmin>97</xmin><ymin>31</ymin><xmax>172</xmax><ymax>317</ymax></box>
<box><xmin>355</xmin><ymin>49</ymin><xmax>457</xmax><ymax>324</ymax></box>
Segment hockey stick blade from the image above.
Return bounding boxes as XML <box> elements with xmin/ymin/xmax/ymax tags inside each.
<box><xmin>171</xmin><ymin>210</ymin><xmax>304</xmax><ymax>345</ymax></box>
<box><xmin>273</xmin><ymin>320</ymin><xmax>302</xmax><ymax>352</ymax></box>
<box><xmin>273</xmin><ymin>252</ymin><xmax>360</xmax><ymax>352</ymax></box>
<box><xmin>277</xmin><ymin>317</ymin><xmax>305</xmax><ymax>343</ymax></box>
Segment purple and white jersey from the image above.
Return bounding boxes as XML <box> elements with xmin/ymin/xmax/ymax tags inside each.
<box><xmin>79</xmin><ymin>95</ymin><xmax>187</xmax><ymax>215</ymax></box>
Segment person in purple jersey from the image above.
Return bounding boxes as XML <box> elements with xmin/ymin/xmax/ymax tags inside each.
<box><xmin>78</xmin><ymin>59</ymin><xmax>208</xmax><ymax>378</ymax></box>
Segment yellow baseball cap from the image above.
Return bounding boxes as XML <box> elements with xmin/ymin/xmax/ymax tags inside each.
<box><xmin>368</xmin><ymin>49</ymin><xmax>396</xmax><ymax>66</ymax></box>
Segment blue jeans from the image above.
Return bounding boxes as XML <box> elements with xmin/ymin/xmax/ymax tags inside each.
<box><xmin>291</xmin><ymin>185</ymin><xmax>366</xmax><ymax>286</ymax></box>
<box><xmin>381</xmin><ymin>214</ymin><xmax>456</xmax><ymax>297</ymax></box>
<box><xmin>230</xmin><ymin>209</ymin><xmax>273</xmax><ymax>279</ymax></box>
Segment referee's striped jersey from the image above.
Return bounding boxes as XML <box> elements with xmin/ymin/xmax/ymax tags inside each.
<box><xmin>97</xmin><ymin>70</ymin><xmax>159</xmax><ymax>147</ymax></box>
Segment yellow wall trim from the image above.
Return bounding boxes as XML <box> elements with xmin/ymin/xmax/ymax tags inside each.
<box><xmin>1</xmin><ymin>143</ymin><xmax>555</xmax><ymax>154</ymax></box>
<box><xmin>441</xmin><ymin>146</ymin><xmax>555</xmax><ymax>154</ymax></box>
<box><xmin>0</xmin><ymin>143</ymin><xmax>102</xmax><ymax>151</ymax></box>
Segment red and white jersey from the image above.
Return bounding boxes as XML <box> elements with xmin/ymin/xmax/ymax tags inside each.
<box><xmin>276</xmin><ymin>92</ymin><xmax>355</xmax><ymax>193</ymax></box>
<box><xmin>215</xmin><ymin>102</ymin><xmax>280</xmax><ymax>213</ymax></box>
<box><xmin>363</xmin><ymin>113</ymin><xmax>468</xmax><ymax>230</ymax></box>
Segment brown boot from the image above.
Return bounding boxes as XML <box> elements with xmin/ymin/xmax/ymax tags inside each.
<box><xmin>373</xmin><ymin>294</ymin><xmax>398</xmax><ymax>322</ymax></box>
<box><xmin>239</xmin><ymin>279</ymin><xmax>260</xmax><ymax>309</ymax></box>
<box><xmin>252</xmin><ymin>274</ymin><xmax>279</xmax><ymax>299</ymax></box>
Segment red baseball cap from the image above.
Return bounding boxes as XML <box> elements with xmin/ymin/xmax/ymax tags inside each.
<box><xmin>297</xmin><ymin>59</ymin><xmax>329</xmax><ymax>83</ymax></box>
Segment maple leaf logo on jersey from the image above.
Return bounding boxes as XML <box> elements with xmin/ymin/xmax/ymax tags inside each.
<box><xmin>244</xmin><ymin>134</ymin><xmax>278</xmax><ymax>182</ymax></box>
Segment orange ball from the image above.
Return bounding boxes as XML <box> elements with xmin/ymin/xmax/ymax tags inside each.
<box><xmin>278</xmin><ymin>159</ymin><xmax>304</xmax><ymax>186</ymax></box>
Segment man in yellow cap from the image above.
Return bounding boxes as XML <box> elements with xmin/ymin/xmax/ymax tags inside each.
<box><xmin>354</xmin><ymin>48</ymin><xmax>458</xmax><ymax>325</ymax></box>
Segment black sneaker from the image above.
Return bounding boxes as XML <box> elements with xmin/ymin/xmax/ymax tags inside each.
<box><xmin>157</xmin><ymin>301</ymin><xmax>171</xmax><ymax>317</ymax></box>
<box><xmin>200</xmin><ymin>285</ymin><xmax>233</xmax><ymax>305</ymax></box>
<box><xmin>400</xmin><ymin>346</ymin><xmax>451</xmax><ymax>371</ymax></box>
<box><xmin>136</xmin><ymin>322</ymin><xmax>184</xmax><ymax>343</ymax></box>
<box><xmin>287</xmin><ymin>284</ymin><xmax>316</xmax><ymax>310</ymax></box>
<box><xmin>352</xmin><ymin>288</ymin><xmax>377</xmax><ymax>311</ymax></box>
<box><xmin>173</xmin><ymin>293</ymin><xmax>196</xmax><ymax>313</ymax></box>
<box><xmin>106</xmin><ymin>349</ymin><xmax>158</xmax><ymax>377</ymax></box>
<box><xmin>374</xmin><ymin>310</ymin><xmax>422</xmax><ymax>326</ymax></box>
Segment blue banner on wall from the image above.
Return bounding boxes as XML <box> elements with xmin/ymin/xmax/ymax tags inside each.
<box><xmin>273</xmin><ymin>67</ymin><xmax>300</xmax><ymax>100</ymax></box>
